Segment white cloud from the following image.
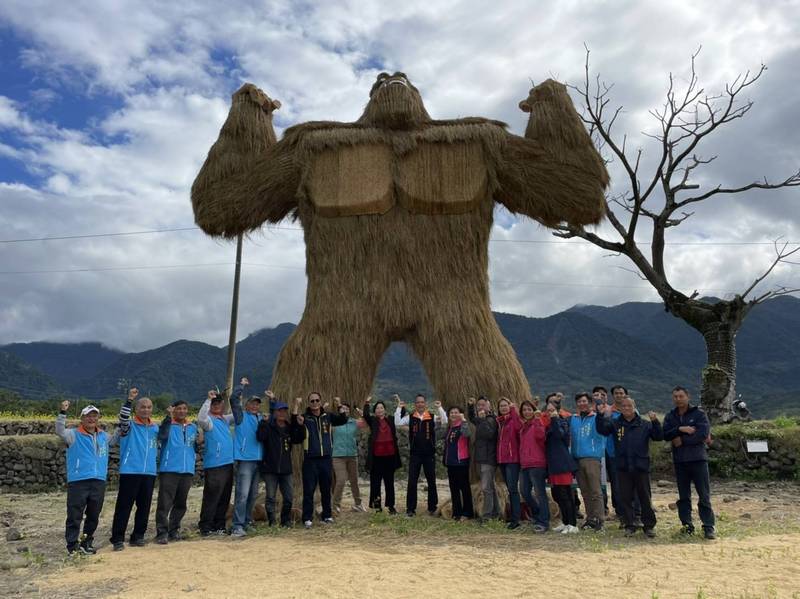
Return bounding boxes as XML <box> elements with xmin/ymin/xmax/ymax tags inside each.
<box><xmin>0</xmin><ymin>0</ymin><xmax>798</xmax><ymax>351</ymax></box>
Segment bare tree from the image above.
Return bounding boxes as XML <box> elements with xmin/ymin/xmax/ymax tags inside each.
<box><xmin>556</xmin><ymin>48</ymin><xmax>800</xmax><ymax>423</ymax></box>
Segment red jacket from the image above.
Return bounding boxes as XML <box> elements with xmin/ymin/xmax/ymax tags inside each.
<box><xmin>519</xmin><ymin>414</ymin><xmax>550</xmax><ymax>469</ymax></box>
<box><xmin>496</xmin><ymin>406</ymin><xmax>522</xmax><ymax>464</ymax></box>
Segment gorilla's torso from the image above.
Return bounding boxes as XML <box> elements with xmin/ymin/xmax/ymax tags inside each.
<box><xmin>289</xmin><ymin>120</ymin><xmax>507</xmax><ymax>331</ymax></box>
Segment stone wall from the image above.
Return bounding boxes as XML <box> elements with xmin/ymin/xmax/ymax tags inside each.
<box><xmin>0</xmin><ymin>419</ymin><xmax>796</xmax><ymax>493</ymax></box>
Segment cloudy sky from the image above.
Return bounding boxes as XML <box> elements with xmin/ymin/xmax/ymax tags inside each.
<box><xmin>1</xmin><ymin>0</ymin><xmax>798</xmax><ymax>352</ymax></box>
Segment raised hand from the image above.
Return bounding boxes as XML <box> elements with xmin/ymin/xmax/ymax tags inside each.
<box><xmin>265</xmin><ymin>390</ymin><xmax>275</xmax><ymax>399</ymax></box>
<box><xmin>333</xmin><ymin>396</ymin><xmax>342</xmax><ymax>408</ymax></box>
<box><xmin>467</xmin><ymin>397</ymin><xmax>476</xmax><ymax>406</ymax></box>
<box><xmin>364</xmin><ymin>396</ymin><xmax>372</xmax><ymax>406</ymax></box>
<box><xmin>433</xmin><ymin>400</ymin><xmax>442</xmax><ymax>410</ymax></box>
<box><xmin>60</xmin><ymin>400</ymin><xmax>70</xmax><ymax>412</ymax></box>
<box><xmin>240</xmin><ymin>377</ymin><xmax>250</xmax><ymax>387</ymax></box>
<box><xmin>207</xmin><ymin>390</ymin><xmax>217</xmax><ymax>400</ymax></box>
<box><xmin>128</xmin><ymin>388</ymin><xmax>139</xmax><ymax>401</ymax></box>
<box><xmin>354</xmin><ymin>407</ymin><xmax>363</xmax><ymax>417</ymax></box>
<box><xmin>647</xmin><ymin>411</ymin><xmax>658</xmax><ymax>421</ymax></box>
<box><xmin>322</xmin><ymin>402</ymin><xmax>330</xmax><ymax>410</ymax></box>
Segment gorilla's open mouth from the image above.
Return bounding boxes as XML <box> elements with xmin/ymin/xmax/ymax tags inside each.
<box><xmin>387</xmin><ymin>79</ymin><xmax>409</xmax><ymax>88</ymax></box>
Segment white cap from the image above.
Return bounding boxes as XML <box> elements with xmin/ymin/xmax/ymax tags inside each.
<box><xmin>80</xmin><ymin>405</ymin><xmax>100</xmax><ymax>416</ymax></box>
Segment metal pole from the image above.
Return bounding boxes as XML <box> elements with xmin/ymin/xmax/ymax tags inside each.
<box><xmin>224</xmin><ymin>233</ymin><xmax>244</xmax><ymax>397</ymax></box>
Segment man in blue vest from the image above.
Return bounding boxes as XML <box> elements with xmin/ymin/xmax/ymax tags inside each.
<box><xmin>569</xmin><ymin>392</ymin><xmax>606</xmax><ymax>531</ymax></box>
<box><xmin>110</xmin><ymin>388</ymin><xmax>159</xmax><ymax>551</ymax></box>
<box><xmin>155</xmin><ymin>399</ymin><xmax>201</xmax><ymax>544</ymax></box>
<box><xmin>231</xmin><ymin>377</ymin><xmax>265</xmax><ymax>537</ymax></box>
<box><xmin>56</xmin><ymin>400</ymin><xmax>111</xmax><ymax>555</ymax></box>
<box><xmin>197</xmin><ymin>386</ymin><xmax>235</xmax><ymax>536</ymax></box>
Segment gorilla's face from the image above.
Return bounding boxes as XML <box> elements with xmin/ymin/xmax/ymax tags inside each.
<box><xmin>358</xmin><ymin>71</ymin><xmax>431</xmax><ymax>129</ymax></box>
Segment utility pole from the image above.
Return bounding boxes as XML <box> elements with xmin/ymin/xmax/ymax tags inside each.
<box><xmin>224</xmin><ymin>233</ymin><xmax>244</xmax><ymax>397</ymax></box>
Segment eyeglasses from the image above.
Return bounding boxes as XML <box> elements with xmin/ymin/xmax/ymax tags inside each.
<box><xmin>309</xmin><ymin>398</ymin><xmax>321</xmax><ymax>404</ymax></box>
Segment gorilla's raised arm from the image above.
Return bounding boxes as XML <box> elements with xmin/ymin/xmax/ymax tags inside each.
<box><xmin>191</xmin><ymin>84</ymin><xmax>300</xmax><ymax>238</ymax></box>
<box><xmin>494</xmin><ymin>79</ymin><xmax>608</xmax><ymax>227</ymax></box>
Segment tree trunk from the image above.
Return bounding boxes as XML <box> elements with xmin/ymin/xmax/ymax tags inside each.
<box><xmin>665</xmin><ymin>295</ymin><xmax>750</xmax><ymax>424</ymax></box>
<box><xmin>699</xmin><ymin>321</ymin><xmax>739</xmax><ymax>423</ymax></box>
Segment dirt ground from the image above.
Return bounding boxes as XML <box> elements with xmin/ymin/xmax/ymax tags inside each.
<box><xmin>2</xmin><ymin>479</ymin><xmax>799</xmax><ymax>599</ymax></box>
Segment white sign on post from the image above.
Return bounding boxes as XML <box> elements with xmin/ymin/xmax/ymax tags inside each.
<box><xmin>746</xmin><ymin>440</ymin><xmax>769</xmax><ymax>453</ymax></box>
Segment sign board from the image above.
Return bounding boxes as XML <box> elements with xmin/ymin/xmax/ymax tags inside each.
<box><xmin>746</xmin><ymin>440</ymin><xmax>769</xmax><ymax>453</ymax></box>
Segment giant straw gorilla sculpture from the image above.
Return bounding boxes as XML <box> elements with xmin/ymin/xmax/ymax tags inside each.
<box><xmin>192</xmin><ymin>72</ymin><xmax>608</xmax><ymax>406</ymax></box>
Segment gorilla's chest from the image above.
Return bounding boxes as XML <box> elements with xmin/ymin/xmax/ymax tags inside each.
<box><xmin>297</xmin><ymin>125</ymin><xmax>500</xmax><ymax>217</ymax></box>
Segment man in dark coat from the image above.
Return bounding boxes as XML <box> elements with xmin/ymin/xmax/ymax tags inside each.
<box><xmin>662</xmin><ymin>386</ymin><xmax>716</xmax><ymax>539</ymax></box>
<box><xmin>596</xmin><ymin>397</ymin><xmax>663</xmax><ymax>537</ymax></box>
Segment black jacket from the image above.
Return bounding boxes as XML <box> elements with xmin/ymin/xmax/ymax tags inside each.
<box><xmin>362</xmin><ymin>404</ymin><xmax>402</xmax><ymax>472</ymax></box>
<box><xmin>300</xmin><ymin>409</ymin><xmax>349</xmax><ymax>458</ymax></box>
<box><xmin>545</xmin><ymin>416</ymin><xmax>577</xmax><ymax>476</ymax></box>
<box><xmin>662</xmin><ymin>405</ymin><xmax>710</xmax><ymax>463</ymax></box>
<box><xmin>467</xmin><ymin>404</ymin><xmax>497</xmax><ymax>466</ymax></box>
<box><xmin>256</xmin><ymin>418</ymin><xmax>306</xmax><ymax>475</ymax></box>
<box><xmin>596</xmin><ymin>413</ymin><xmax>663</xmax><ymax>472</ymax></box>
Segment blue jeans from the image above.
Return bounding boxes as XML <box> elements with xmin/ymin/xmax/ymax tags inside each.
<box><xmin>520</xmin><ymin>467</ymin><xmax>550</xmax><ymax>527</ymax></box>
<box><xmin>675</xmin><ymin>460</ymin><xmax>715</xmax><ymax>530</ymax></box>
<box><xmin>500</xmin><ymin>462</ymin><xmax>521</xmax><ymax>524</ymax></box>
<box><xmin>233</xmin><ymin>460</ymin><xmax>261</xmax><ymax>530</ymax></box>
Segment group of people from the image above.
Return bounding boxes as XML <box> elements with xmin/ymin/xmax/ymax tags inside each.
<box><xmin>55</xmin><ymin>379</ymin><xmax>716</xmax><ymax>555</ymax></box>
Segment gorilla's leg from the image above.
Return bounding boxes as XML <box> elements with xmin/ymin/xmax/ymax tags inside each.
<box><xmin>407</xmin><ymin>307</ymin><xmax>532</xmax><ymax>408</ymax></box>
<box><xmin>269</xmin><ymin>311</ymin><xmax>390</xmax><ymax>510</ymax></box>
<box><xmin>270</xmin><ymin>312</ymin><xmax>390</xmax><ymax>407</ymax></box>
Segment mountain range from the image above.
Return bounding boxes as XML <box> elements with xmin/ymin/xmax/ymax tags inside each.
<box><xmin>2</xmin><ymin>297</ymin><xmax>799</xmax><ymax>417</ymax></box>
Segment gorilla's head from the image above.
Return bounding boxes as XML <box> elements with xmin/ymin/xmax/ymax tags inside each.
<box><xmin>357</xmin><ymin>71</ymin><xmax>431</xmax><ymax>129</ymax></box>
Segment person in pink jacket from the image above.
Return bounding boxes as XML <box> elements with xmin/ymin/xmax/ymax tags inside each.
<box><xmin>519</xmin><ymin>399</ymin><xmax>551</xmax><ymax>533</ymax></box>
<box><xmin>496</xmin><ymin>397</ymin><xmax>522</xmax><ymax>529</ymax></box>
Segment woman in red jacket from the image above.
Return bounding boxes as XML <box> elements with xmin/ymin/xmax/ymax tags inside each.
<box><xmin>519</xmin><ymin>399</ymin><xmax>551</xmax><ymax>533</ymax></box>
<box><xmin>496</xmin><ymin>397</ymin><xmax>522</xmax><ymax>529</ymax></box>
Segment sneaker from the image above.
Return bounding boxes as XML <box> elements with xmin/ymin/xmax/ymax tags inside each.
<box><xmin>322</xmin><ymin>517</ymin><xmax>334</xmax><ymax>524</ymax></box>
<box><xmin>624</xmin><ymin>528</ymin><xmax>637</xmax><ymax>537</ymax></box>
<box><xmin>406</xmin><ymin>511</ymin><xmax>415</xmax><ymax>518</ymax></box>
<box><xmin>304</xmin><ymin>520</ymin><xmax>313</xmax><ymax>529</ymax></box>
<box><xmin>507</xmin><ymin>521</ymin><xmax>521</xmax><ymax>530</ymax></box>
<box><xmin>79</xmin><ymin>538</ymin><xmax>97</xmax><ymax>555</ymax></box>
<box><xmin>230</xmin><ymin>527</ymin><xmax>246</xmax><ymax>538</ymax></box>
<box><xmin>562</xmin><ymin>525</ymin><xmax>579</xmax><ymax>534</ymax></box>
<box><xmin>168</xmin><ymin>531</ymin><xmax>183</xmax><ymax>541</ymax></box>
<box><xmin>129</xmin><ymin>538</ymin><xmax>145</xmax><ymax>547</ymax></box>
<box><xmin>200</xmin><ymin>530</ymin><xmax>213</xmax><ymax>538</ymax></box>
<box><xmin>552</xmin><ymin>524</ymin><xmax>567</xmax><ymax>533</ymax></box>
<box><xmin>680</xmin><ymin>524</ymin><xmax>695</xmax><ymax>536</ymax></box>
<box><xmin>156</xmin><ymin>535</ymin><xmax>168</xmax><ymax>545</ymax></box>
<box><xmin>352</xmin><ymin>504</ymin><xmax>367</xmax><ymax>513</ymax></box>
<box><xmin>387</xmin><ymin>507</ymin><xmax>398</xmax><ymax>515</ymax></box>
<box><xmin>579</xmin><ymin>520</ymin><xmax>594</xmax><ymax>531</ymax></box>
<box><xmin>703</xmin><ymin>527</ymin><xmax>717</xmax><ymax>540</ymax></box>
<box><xmin>644</xmin><ymin>528</ymin><xmax>657</xmax><ymax>539</ymax></box>
<box><xmin>66</xmin><ymin>545</ymin><xmax>79</xmax><ymax>556</ymax></box>
<box><xmin>112</xmin><ymin>542</ymin><xmax>125</xmax><ymax>551</ymax></box>
<box><xmin>532</xmin><ymin>524</ymin><xmax>548</xmax><ymax>534</ymax></box>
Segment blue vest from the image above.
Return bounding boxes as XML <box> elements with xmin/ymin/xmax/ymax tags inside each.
<box><xmin>66</xmin><ymin>428</ymin><xmax>109</xmax><ymax>483</ymax></box>
<box><xmin>332</xmin><ymin>418</ymin><xmax>358</xmax><ymax>457</ymax></box>
<box><xmin>234</xmin><ymin>412</ymin><xmax>263</xmax><ymax>462</ymax></box>
<box><xmin>159</xmin><ymin>422</ymin><xmax>199</xmax><ymax>474</ymax></box>
<box><xmin>119</xmin><ymin>419</ymin><xmax>159</xmax><ymax>475</ymax></box>
<box><xmin>204</xmin><ymin>416</ymin><xmax>234</xmax><ymax>468</ymax></box>
<box><xmin>569</xmin><ymin>413</ymin><xmax>605</xmax><ymax>460</ymax></box>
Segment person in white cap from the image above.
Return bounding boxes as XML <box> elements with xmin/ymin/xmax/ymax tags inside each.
<box><xmin>56</xmin><ymin>400</ymin><xmax>115</xmax><ymax>555</ymax></box>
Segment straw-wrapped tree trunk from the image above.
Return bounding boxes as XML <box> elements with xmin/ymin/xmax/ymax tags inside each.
<box><xmin>555</xmin><ymin>50</ymin><xmax>800</xmax><ymax>422</ymax></box>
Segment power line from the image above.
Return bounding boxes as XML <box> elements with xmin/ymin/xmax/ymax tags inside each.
<box><xmin>0</xmin><ymin>225</ymin><xmax>796</xmax><ymax>247</ymax></box>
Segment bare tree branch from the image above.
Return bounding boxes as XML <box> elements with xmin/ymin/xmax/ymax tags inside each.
<box><xmin>676</xmin><ymin>170</ymin><xmax>800</xmax><ymax>207</ymax></box>
<box><xmin>742</xmin><ymin>240</ymin><xmax>800</xmax><ymax>301</ymax></box>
